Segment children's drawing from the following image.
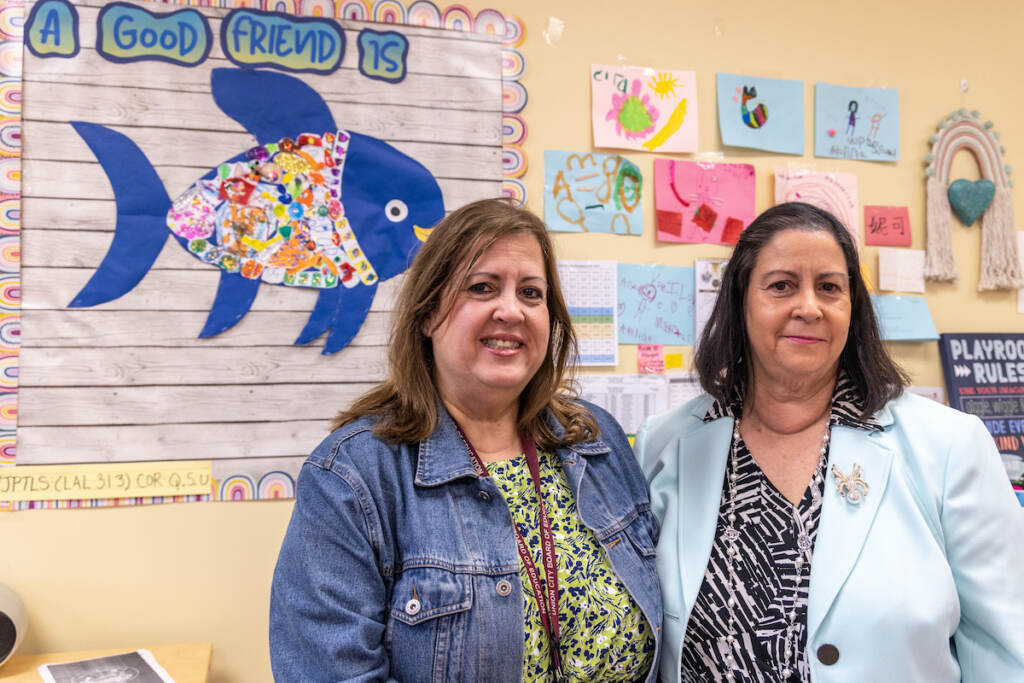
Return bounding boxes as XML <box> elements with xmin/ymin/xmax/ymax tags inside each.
<box><xmin>774</xmin><ymin>168</ymin><xmax>859</xmax><ymax>247</ymax></box>
<box><xmin>654</xmin><ymin>159</ymin><xmax>755</xmax><ymax>245</ymax></box>
<box><xmin>69</xmin><ymin>68</ymin><xmax>445</xmax><ymax>355</ymax></box>
<box><xmin>544</xmin><ymin>150</ymin><xmax>642</xmax><ymax>234</ymax></box>
<box><xmin>592</xmin><ymin>64</ymin><xmax>698</xmax><ymax>153</ymax></box>
<box><xmin>617</xmin><ymin>263</ymin><xmax>694</xmax><ymax>345</ymax></box>
<box><xmin>741</xmin><ymin>86</ymin><xmax>767</xmax><ymax>129</ymax></box>
<box><xmin>716</xmin><ymin>72</ymin><xmax>804</xmax><ymax>154</ymax></box>
<box><xmin>814</xmin><ymin>82</ymin><xmax>899</xmax><ymax>161</ymax></box>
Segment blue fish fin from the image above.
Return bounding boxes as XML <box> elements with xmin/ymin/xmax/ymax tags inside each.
<box><xmin>211</xmin><ymin>68</ymin><xmax>336</xmax><ymax>145</ymax></box>
<box><xmin>321</xmin><ymin>283</ymin><xmax>377</xmax><ymax>355</ymax></box>
<box><xmin>68</xmin><ymin>122</ymin><xmax>171</xmax><ymax>307</ymax></box>
<box><xmin>199</xmin><ymin>271</ymin><xmax>261</xmax><ymax>338</ymax></box>
<box><xmin>294</xmin><ymin>287</ymin><xmax>340</xmax><ymax>345</ymax></box>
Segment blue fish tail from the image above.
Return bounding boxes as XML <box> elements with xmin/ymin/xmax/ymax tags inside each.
<box><xmin>321</xmin><ymin>284</ymin><xmax>377</xmax><ymax>355</ymax></box>
<box><xmin>199</xmin><ymin>271</ymin><xmax>261</xmax><ymax>337</ymax></box>
<box><xmin>294</xmin><ymin>288</ymin><xmax>340</xmax><ymax>345</ymax></box>
<box><xmin>68</xmin><ymin>122</ymin><xmax>171</xmax><ymax>307</ymax></box>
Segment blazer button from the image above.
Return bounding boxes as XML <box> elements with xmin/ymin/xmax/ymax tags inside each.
<box><xmin>404</xmin><ymin>598</ymin><xmax>421</xmax><ymax>616</ymax></box>
<box><xmin>817</xmin><ymin>644</ymin><xmax>840</xmax><ymax>665</ymax></box>
<box><xmin>496</xmin><ymin>579</ymin><xmax>512</xmax><ymax>596</ymax></box>
<box><xmin>477</xmin><ymin>490</ymin><xmax>491</xmax><ymax>501</ymax></box>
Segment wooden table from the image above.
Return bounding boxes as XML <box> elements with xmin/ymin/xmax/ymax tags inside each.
<box><xmin>0</xmin><ymin>642</ymin><xmax>212</xmax><ymax>681</ymax></box>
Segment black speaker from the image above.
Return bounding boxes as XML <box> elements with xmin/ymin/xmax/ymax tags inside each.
<box><xmin>0</xmin><ymin>584</ymin><xmax>26</xmax><ymax>668</ymax></box>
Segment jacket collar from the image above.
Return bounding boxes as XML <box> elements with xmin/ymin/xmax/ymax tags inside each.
<box><xmin>683</xmin><ymin>391</ymin><xmax>898</xmax><ymax>637</ymax></box>
<box><xmin>413</xmin><ymin>402</ymin><xmax>610</xmax><ymax>487</ymax></box>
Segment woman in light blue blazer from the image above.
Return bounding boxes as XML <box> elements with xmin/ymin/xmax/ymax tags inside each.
<box><xmin>637</xmin><ymin>202</ymin><xmax>1024</xmax><ymax>683</ymax></box>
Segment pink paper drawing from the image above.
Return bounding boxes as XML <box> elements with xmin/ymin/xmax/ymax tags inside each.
<box><xmin>774</xmin><ymin>168</ymin><xmax>860</xmax><ymax>247</ymax></box>
<box><xmin>592</xmin><ymin>64</ymin><xmax>698</xmax><ymax>153</ymax></box>
<box><xmin>864</xmin><ymin>205</ymin><xmax>911</xmax><ymax>246</ymax></box>
<box><xmin>654</xmin><ymin>159</ymin><xmax>756</xmax><ymax>244</ymax></box>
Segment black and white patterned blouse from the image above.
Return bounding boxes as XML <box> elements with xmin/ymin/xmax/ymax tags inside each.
<box><xmin>681</xmin><ymin>374</ymin><xmax>881</xmax><ymax>683</ymax></box>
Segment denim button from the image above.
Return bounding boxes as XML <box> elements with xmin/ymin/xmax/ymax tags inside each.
<box><xmin>496</xmin><ymin>579</ymin><xmax>512</xmax><ymax>596</ymax></box>
<box><xmin>404</xmin><ymin>598</ymin><xmax>421</xmax><ymax>616</ymax></box>
<box><xmin>477</xmin><ymin>490</ymin><xmax>491</xmax><ymax>501</ymax></box>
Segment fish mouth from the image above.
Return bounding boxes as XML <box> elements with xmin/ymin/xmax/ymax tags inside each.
<box><xmin>414</xmin><ymin>224</ymin><xmax>434</xmax><ymax>242</ymax></box>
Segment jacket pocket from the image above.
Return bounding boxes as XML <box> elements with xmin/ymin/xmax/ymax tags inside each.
<box><xmin>622</xmin><ymin>508</ymin><xmax>658</xmax><ymax>558</ymax></box>
<box><xmin>386</xmin><ymin>567</ymin><xmax>474</xmax><ymax>682</ymax></box>
<box><xmin>390</xmin><ymin>566</ymin><xmax>473</xmax><ymax>625</ymax></box>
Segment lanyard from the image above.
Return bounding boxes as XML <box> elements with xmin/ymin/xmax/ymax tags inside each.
<box><xmin>455</xmin><ymin>424</ymin><xmax>563</xmax><ymax>679</ymax></box>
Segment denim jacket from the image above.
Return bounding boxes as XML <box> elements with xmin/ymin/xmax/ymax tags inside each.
<box><xmin>270</xmin><ymin>400</ymin><xmax>663</xmax><ymax>682</ymax></box>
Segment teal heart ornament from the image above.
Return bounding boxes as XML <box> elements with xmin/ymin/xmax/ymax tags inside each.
<box><xmin>948</xmin><ymin>178</ymin><xmax>996</xmax><ymax>226</ymax></box>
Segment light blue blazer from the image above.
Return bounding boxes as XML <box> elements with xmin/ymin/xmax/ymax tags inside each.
<box><xmin>636</xmin><ymin>391</ymin><xmax>1024</xmax><ymax>682</ymax></box>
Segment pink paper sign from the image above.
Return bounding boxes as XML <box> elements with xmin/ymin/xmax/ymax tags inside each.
<box><xmin>774</xmin><ymin>168</ymin><xmax>859</xmax><ymax>247</ymax></box>
<box><xmin>592</xmin><ymin>64</ymin><xmax>698</xmax><ymax>153</ymax></box>
<box><xmin>655</xmin><ymin>159</ymin><xmax>756</xmax><ymax>244</ymax></box>
<box><xmin>864</xmin><ymin>205</ymin><xmax>911</xmax><ymax>246</ymax></box>
<box><xmin>638</xmin><ymin>344</ymin><xmax>665</xmax><ymax>374</ymax></box>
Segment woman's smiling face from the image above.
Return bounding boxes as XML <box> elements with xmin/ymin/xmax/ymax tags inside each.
<box><xmin>427</xmin><ymin>232</ymin><xmax>550</xmax><ymax>411</ymax></box>
<box><xmin>744</xmin><ymin>228</ymin><xmax>852</xmax><ymax>388</ymax></box>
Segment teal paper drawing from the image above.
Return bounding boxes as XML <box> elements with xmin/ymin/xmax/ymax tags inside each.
<box><xmin>815</xmin><ymin>82</ymin><xmax>899</xmax><ymax>161</ymax></box>
<box><xmin>617</xmin><ymin>263</ymin><xmax>694</xmax><ymax>344</ymax></box>
<box><xmin>716</xmin><ymin>73</ymin><xmax>804</xmax><ymax>154</ymax></box>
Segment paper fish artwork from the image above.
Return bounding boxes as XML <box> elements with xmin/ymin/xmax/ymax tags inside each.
<box><xmin>591</xmin><ymin>64</ymin><xmax>698</xmax><ymax>153</ymax></box>
<box><xmin>814</xmin><ymin>82</ymin><xmax>899</xmax><ymax>161</ymax></box>
<box><xmin>775</xmin><ymin>168</ymin><xmax>859</xmax><ymax>247</ymax></box>
<box><xmin>69</xmin><ymin>68</ymin><xmax>445</xmax><ymax>354</ymax></box>
<box><xmin>544</xmin><ymin>150</ymin><xmax>643</xmax><ymax>234</ymax></box>
<box><xmin>716</xmin><ymin>73</ymin><xmax>804</xmax><ymax>154</ymax></box>
<box><xmin>654</xmin><ymin>159</ymin><xmax>755</xmax><ymax>244</ymax></box>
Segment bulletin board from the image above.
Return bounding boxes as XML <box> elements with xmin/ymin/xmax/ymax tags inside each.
<box><xmin>0</xmin><ymin>0</ymin><xmax>528</xmax><ymax>508</ymax></box>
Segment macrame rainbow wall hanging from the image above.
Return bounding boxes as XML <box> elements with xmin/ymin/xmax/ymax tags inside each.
<box><xmin>925</xmin><ymin>109</ymin><xmax>1023</xmax><ymax>291</ymax></box>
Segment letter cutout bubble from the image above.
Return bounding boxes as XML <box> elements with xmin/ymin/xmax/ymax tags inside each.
<box><xmin>96</xmin><ymin>3</ymin><xmax>211</xmax><ymax>67</ymax></box>
<box><xmin>25</xmin><ymin>0</ymin><xmax>79</xmax><ymax>59</ymax></box>
<box><xmin>357</xmin><ymin>28</ymin><xmax>408</xmax><ymax>83</ymax></box>
<box><xmin>220</xmin><ymin>9</ymin><xmax>344</xmax><ymax>75</ymax></box>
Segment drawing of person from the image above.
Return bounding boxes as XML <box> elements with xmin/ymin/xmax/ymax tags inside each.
<box><xmin>868</xmin><ymin>112</ymin><xmax>885</xmax><ymax>139</ymax></box>
<box><xmin>847</xmin><ymin>100</ymin><xmax>858</xmax><ymax>136</ymax></box>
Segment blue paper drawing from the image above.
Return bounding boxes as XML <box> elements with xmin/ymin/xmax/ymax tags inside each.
<box><xmin>544</xmin><ymin>150</ymin><xmax>643</xmax><ymax>234</ymax></box>
<box><xmin>617</xmin><ymin>263</ymin><xmax>694</xmax><ymax>344</ymax></box>
<box><xmin>815</xmin><ymin>82</ymin><xmax>899</xmax><ymax>161</ymax></box>
<box><xmin>69</xmin><ymin>67</ymin><xmax>445</xmax><ymax>355</ymax></box>
<box><xmin>871</xmin><ymin>295</ymin><xmax>938</xmax><ymax>341</ymax></box>
<box><xmin>716</xmin><ymin>73</ymin><xmax>804</xmax><ymax>154</ymax></box>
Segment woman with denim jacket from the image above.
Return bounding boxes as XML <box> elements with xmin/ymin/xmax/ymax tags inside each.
<box><xmin>270</xmin><ymin>198</ymin><xmax>662</xmax><ymax>682</ymax></box>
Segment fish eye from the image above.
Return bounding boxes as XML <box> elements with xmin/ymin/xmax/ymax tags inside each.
<box><xmin>385</xmin><ymin>199</ymin><xmax>408</xmax><ymax>223</ymax></box>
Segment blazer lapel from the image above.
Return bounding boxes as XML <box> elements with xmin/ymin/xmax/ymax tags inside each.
<box><xmin>677</xmin><ymin>413</ymin><xmax>733</xmax><ymax>614</ymax></box>
<box><xmin>807</xmin><ymin>421</ymin><xmax>894</xmax><ymax>636</ymax></box>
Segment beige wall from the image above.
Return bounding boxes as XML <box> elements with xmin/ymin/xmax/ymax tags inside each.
<box><xmin>4</xmin><ymin>1</ymin><xmax>1024</xmax><ymax>680</ymax></box>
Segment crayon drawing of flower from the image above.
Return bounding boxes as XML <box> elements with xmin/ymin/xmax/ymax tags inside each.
<box><xmin>606</xmin><ymin>79</ymin><xmax>658</xmax><ymax>140</ymax></box>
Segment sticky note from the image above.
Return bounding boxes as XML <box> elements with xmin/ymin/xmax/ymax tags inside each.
<box><xmin>865</xmin><ymin>205</ymin><xmax>911</xmax><ymax>246</ymax></box>
<box><xmin>638</xmin><ymin>344</ymin><xmax>665</xmax><ymax>373</ymax></box>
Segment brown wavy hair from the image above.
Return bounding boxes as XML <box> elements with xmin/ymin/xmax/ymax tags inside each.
<box><xmin>331</xmin><ymin>198</ymin><xmax>598</xmax><ymax>450</ymax></box>
<box><xmin>695</xmin><ymin>201</ymin><xmax>908</xmax><ymax>416</ymax></box>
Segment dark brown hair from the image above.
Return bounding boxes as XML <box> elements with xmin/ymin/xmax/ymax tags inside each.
<box><xmin>695</xmin><ymin>201</ymin><xmax>908</xmax><ymax>416</ymax></box>
<box><xmin>331</xmin><ymin>198</ymin><xmax>598</xmax><ymax>450</ymax></box>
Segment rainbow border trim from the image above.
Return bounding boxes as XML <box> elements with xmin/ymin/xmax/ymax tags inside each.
<box><xmin>0</xmin><ymin>0</ymin><xmax>19</xmax><ymax>512</ymax></box>
<box><xmin>0</xmin><ymin>0</ymin><xmax>524</xmax><ymax>508</ymax></box>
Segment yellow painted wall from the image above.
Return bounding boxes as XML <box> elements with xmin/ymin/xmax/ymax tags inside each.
<box><xmin>4</xmin><ymin>1</ymin><xmax>1024</xmax><ymax>680</ymax></box>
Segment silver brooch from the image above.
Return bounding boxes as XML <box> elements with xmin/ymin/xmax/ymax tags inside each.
<box><xmin>831</xmin><ymin>463</ymin><xmax>868</xmax><ymax>504</ymax></box>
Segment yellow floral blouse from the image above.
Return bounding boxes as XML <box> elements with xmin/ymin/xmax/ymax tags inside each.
<box><xmin>487</xmin><ymin>449</ymin><xmax>655</xmax><ymax>682</ymax></box>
